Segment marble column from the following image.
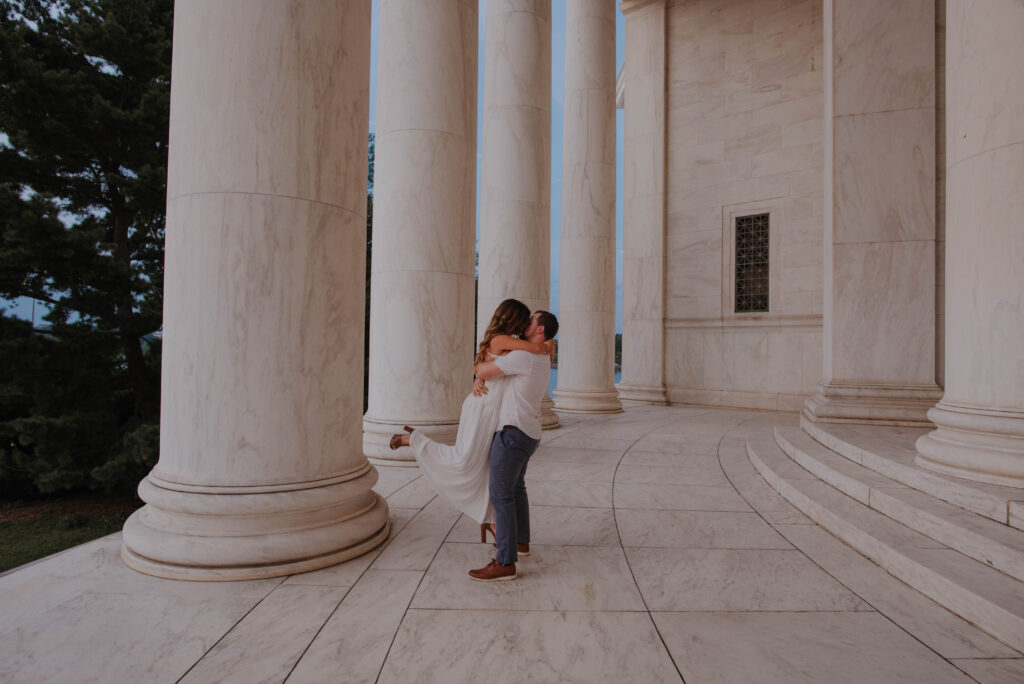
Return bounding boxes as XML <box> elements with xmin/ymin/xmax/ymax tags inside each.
<box><xmin>803</xmin><ymin>0</ymin><xmax>942</xmax><ymax>426</ymax></box>
<box><xmin>364</xmin><ymin>0</ymin><xmax>479</xmax><ymax>463</ymax></box>
<box><xmin>916</xmin><ymin>0</ymin><xmax>1024</xmax><ymax>487</ymax></box>
<box><xmin>617</xmin><ymin>0</ymin><xmax>668</xmax><ymax>405</ymax></box>
<box><xmin>477</xmin><ymin>0</ymin><xmax>559</xmax><ymax>428</ymax></box>
<box><xmin>121</xmin><ymin>0</ymin><xmax>388</xmax><ymax>580</ymax></box>
<box><xmin>552</xmin><ymin>0</ymin><xmax>621</xmax><ymax>413</ymax></box>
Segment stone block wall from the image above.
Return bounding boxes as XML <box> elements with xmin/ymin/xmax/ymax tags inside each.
<box><xmin>662</xmin><ymin>0</ymin><xmax>825</xmax><ymax>410</ymax></box>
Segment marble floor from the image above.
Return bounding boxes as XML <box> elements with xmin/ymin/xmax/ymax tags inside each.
<box><xmin>2</xmin><ymin>406</ymin><xmax>1022</xmax><ymax>683</ymax></box>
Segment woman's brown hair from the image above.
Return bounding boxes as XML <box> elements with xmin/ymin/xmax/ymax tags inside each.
<box><xmin>475</xmin><ymin>299</ymin><xmax>531</xmax><ymax>366</ymax></box>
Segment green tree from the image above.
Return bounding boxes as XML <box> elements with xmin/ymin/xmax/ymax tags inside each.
<box><xmin>0</xmin><ymin>0</ymin><xmax>172</xmax><ymax>497</ymax></box>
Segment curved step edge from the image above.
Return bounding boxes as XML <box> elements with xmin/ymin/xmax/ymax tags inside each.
<box><xmin>775</xmin><ymin>426</ymin><xmax>1024</xmax><ymax>584</ymax></box>
<box><xmin>801</xmin><ymin>415</ymin><xmax>1017</xmax><ymax>525</ymax></box>
<box><xmin>747</xmin><ymin>436</ymin><xmax>1024</xmax><ymax>654</ymax></box>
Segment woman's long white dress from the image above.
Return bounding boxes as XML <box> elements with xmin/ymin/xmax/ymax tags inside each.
<box><xmin>407</xmin><ymin>374</ymin><xmax>505</xmax><ymax>524</ymax></box>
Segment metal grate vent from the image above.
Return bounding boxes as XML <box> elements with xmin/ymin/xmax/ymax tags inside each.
<box><xmin>735</xmin><ymin>213</ymin><xmax>769</xmax><ymax>313</ymax></box>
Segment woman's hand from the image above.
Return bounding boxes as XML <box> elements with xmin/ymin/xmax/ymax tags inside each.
<box><xmin>473</xmin><ymin>377</ymin><xmax>488</xmax><ymax>396</ymax></box>
<box><xmin>543</xmin><ymin>339</ymin><xmax>555</xmax><ymax>359</ymax></box>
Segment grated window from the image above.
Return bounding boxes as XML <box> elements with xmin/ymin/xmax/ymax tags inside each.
<box><xmin>735</xmin><ymin>213</ymin><xmax>769</xmax><ymax>313</ymax></box>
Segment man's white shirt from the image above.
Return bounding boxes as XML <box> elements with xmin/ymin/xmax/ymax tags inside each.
<box><xmin>492</xmin><ymin>350</ymin><xmax>550</xmax><ymax>440</ymax></box>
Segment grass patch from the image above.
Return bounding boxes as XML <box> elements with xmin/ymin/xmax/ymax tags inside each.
<box><xmin>0</xmin><ymin>492</ymin><xmax>141</xmax><ymax>574</ymax></box>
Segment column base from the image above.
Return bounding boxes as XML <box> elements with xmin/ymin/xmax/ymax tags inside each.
<box><xmin>540</xmin><ymin>394</ymin><xmax>561</xmax><ymax>429</ymax></box>
<box><xmin>363</xmin><ymin>415</ymin><xmax>459</xmax><ymax>466</ymax></box>
<box><xmin>121</xmin><ymin>467</ymin><xmax>390</xmax><ymax>581</ymax></box>
<box><xmin>915</xmin><ymin>401</ymin><xmax>1024</xmax><ymax>488</ymax></box>
<box><xmin>615</xmin><ymin>382</ymin><xmax>668</xmax><ymax>405</ymax></box>
<box><xmin>802</xmin><ymin>381</ymin><xmax>943</xmax><ymax>427</ymax></box>
<box><xmin>553</xmin><ymin>386</ymin><xmax>623</xmax><ymax>413</ymax></box>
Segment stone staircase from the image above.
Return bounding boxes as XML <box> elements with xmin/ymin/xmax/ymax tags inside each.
<box><xmin>799</xmin><ymin>419</ymin><xmax>1024</xmax><ymax>529</ymax></box>
<box><xmin>745</xmin><ymin>419</ymin><xmax>1024</xmax><ymax>653</ymax></box>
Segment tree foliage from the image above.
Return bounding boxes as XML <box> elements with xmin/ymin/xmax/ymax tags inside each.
<box><xmin>0</xmin><ymin>0</ymin><xmax>172</xmax><ymax>497</ymax></box>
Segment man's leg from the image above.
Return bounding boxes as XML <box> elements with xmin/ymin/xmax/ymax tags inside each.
<box><xmin>488</xmin><ymin>429</ymin><xmax>529</xmax><ymax>565</ymax></box>
<box><xmin>515</xmin><ymin>460</ymin><xmax>529</xmax><ymax>545</ymax></box>
<box><xmin>512</xmin><ymin>433</ymin><xmax>539</xmax><ymax>545</ymax></box>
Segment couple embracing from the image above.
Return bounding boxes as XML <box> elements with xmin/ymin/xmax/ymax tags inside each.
<box><xmin>389</xmin><ymin>299</ymin><xmax>558</xmax><ymax>581</ymax></box>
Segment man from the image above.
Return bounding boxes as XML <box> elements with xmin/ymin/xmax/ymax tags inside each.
<box><xmin>468</xmin><ymin>310</ymin><xmax>558</xmax><ymax>581</ymax></box>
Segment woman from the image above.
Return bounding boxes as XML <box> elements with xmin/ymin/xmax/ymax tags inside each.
<box><xmin>389</xmin><ymin>299</ymin><xmax>553</xmax><ymax>530</ymax></box>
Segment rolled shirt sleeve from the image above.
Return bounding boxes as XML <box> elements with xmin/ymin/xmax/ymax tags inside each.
<box><xmin>493</xmin><ymin>350</ymin><xmax>533</xmax><ymax>376</ymax></box>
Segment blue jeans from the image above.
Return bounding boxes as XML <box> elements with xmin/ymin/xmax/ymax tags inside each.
<box><xmin>489</xmin><ymin>426</ymin><xmax>540</xmax><ymax>565</ymax></box>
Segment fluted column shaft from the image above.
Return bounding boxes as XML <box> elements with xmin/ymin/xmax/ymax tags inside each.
<box><xmin>477</xmin><ymin>0</ymin><xmax>559</xmax><ymax>428</ymax></box>
<box><xmin>804</xmin><ymin>0</ymin><xmax>942</xmax><ymax>426</ymax></box>
<box><xmin>618</xmin><ymin>0</ymin><xmax>667</xmax><ymax>405</ymax></box>
<box><xmin>553</xmin><ymin>0</ymin><xmax>621</xmax><ymax>413</ymax></box>
<box><xmin>122</xmin><ymin>0</ymin><xmax>389</xmax><ymax>580</ymax></box>
<box><xmin>916</xmin><ymin>0</ymin><xmax>1024</xmax><ymax>488</ymax></box>
<box><xmin>364</xmin><ymin>0</ymin><xmax>479</xmax><ymax>463</ymax></box>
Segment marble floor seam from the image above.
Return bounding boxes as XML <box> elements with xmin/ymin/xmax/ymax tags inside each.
<box><xmin>365</xmin><ymin>506</ymin><xmax>464</xmax><ymax>681</ymax></box>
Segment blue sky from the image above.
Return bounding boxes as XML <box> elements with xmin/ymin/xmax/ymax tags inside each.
<box><xmin>369</xmin><ymin>1</ymin><xmax>627</xmax><ymax>332</ymax></box>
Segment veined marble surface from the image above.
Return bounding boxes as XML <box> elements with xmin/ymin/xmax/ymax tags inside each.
<box><xmin>125</xmin><ymin>0</ymin><xmax>388</xmax><ymax>581</ymax></box>
<box><xmin>659</xmin><ymin>0</ymin><xmax>825</xmax><ymax>409</ymax></box>
<box><xmin>814</xmin><ymin>0</ymin><xmax>940</xmax><ymax>425</ymax></box>
<box><xmin>364</xmin><ymin>0</ymin><xmax>479</xmax><ymax>461</ymax></box>
<box><xmin>477</xmin><ymin>0</ymin><xmax>551</xmax><ymax>341</ymax></box>
<box><xmin>915</xmin><ymin>0</ymin><xmax>1024</xmax><ymax>487</ymax></box>
<box><xmin>554</xmin><ymin>0</ymin><xmax>620</xmax><ymax>413</ymax></box>
<box><xmin>2</xmin><ymin>407</ymin><xmax>1018</xmax><ymax>682</ymax></box>
<box><xmin>619</xmin><ymin>0</ymin><xmax>667</xmax><ymax>403</ymax></box>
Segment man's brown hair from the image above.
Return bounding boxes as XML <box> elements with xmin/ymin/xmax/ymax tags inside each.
<box><xmin>535</xmin><ymin>310</ymin><xmax>559</xmax><ymax>340</ymax></box>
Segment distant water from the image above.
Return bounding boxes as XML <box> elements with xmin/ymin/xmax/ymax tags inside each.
<box><xmin>549</xmin><ymin>368</ymin><xmax>621</xmax><ymax>396</ymax></box>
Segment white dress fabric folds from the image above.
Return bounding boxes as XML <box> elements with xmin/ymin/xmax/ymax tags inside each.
<box><xmin>407</xmin><ymin>376</ymin><xmax>505</xmax><ymax>524</ymax></box>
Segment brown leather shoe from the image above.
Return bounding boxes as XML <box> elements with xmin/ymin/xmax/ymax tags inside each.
<box><xmin>492</xmin><ymin>542</ymin><xmax>530</xmax><ymax>557</ymax></box>
<box><xmin>468</xmin><ymin>559</ymin><xmax>517</xmax><ymax>582</ymax></box>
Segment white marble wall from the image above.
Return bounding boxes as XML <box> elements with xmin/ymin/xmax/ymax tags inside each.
<box><xmin>660</xmin><ymin>0</ymin><xmax>825</xmax><ymax>411</ymax></box>
<box><xmin>916</xmin><ymin>0</ymin><xmax>1024</xmax><ymax>487</ymax></box>
<box><xmin>804</xmin><ymin>0</ymin><xmax>942</xmax><ymax>426</ymax></box>
<box><xmin>553</xmin><ymin>0</ymin><xmax>621</xmax><ymax>414</ymax></box>
<box><xmin>364</xmin><ymin>0</ymin><xmax>479</xmax><ymax>463</ymax></box>
<box><xmin>477</xmin><ymin>0</ymin><xmax>559</xmax><ymax>428</ymax></box>
<box><xmin>619</xmin><ymin>0</ymin><xmax>668</xmax><ymax>405</ymax></box>
<box><xmin>122</xmin><ymin>0</ymin><xmax>390</xmax><ymax>580</ymax></box>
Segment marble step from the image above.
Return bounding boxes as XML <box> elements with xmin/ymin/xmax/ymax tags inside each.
<box><xmin>775</xmin><ymin>426</ymin><xmax>1024</xmax><ymax>583</ymax></box>
<box><xmin>801</xmin><ymin>415</ymin><xmax>1024</xmax><ymax>529</ymax></box>
<box><xmin>747</xmin><ymin>434</ymin><xmax>1024</xmax><ymax>653</ymax></box>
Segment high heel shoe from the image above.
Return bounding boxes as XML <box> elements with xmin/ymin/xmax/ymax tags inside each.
<box><xmin>389</xmin><ymin>433</ymin><xmax>406</xmax><ymax>450</ymax></box>
<box><xmin>403</xmin><ymin>425</ymin><xmax>414</xmax><ymax>434</ymax></box>
<box><xmin>481</xmin><ymin>523</ymin><xmax>530</xmax><ymax>556</ymax></box>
